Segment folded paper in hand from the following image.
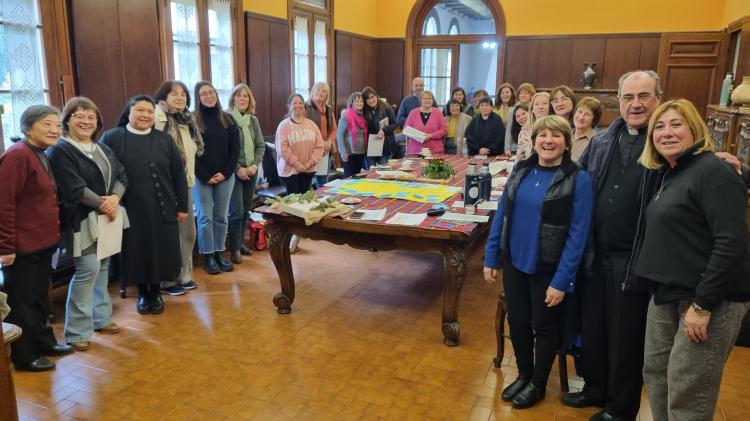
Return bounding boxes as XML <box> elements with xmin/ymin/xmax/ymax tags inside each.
<box><xmin>402</xmin><ymin>126</ymin><xmax>429</xmax><ymax>143</ymax></box>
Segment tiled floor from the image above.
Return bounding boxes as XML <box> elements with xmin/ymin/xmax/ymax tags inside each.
<box><xmin>10</xmin><ymin>240</ymin><xmax>750</xmax><ymax>420</ymax></box>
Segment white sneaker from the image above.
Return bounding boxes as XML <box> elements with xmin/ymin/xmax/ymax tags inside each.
<box><xmin>289</xmin><ymin>235</ymin><xmax>300</xmax><ymax>254</ymax></box>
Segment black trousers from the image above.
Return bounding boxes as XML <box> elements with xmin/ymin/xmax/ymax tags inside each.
<box><xmin>281</xmin><ymin>172</ymin><xmax>315</xmax><ymax>195</ymax></box>
<box><xmin>2</xmin><ymin>248</ymin><xmax>58</xmax><ymax>366</ymax></box>
<box><xmin>579</xmin><ymin>252</ymin><xmax>650</xmax><ymax>418</ymax></box>
<box><xmin>503</xmin><ymin>260</ymin><xmax>562</xmax><ymax>389</ymax></box>
<box><xmin>342</xmin><ymin>154</ymin><xmax>365</xmax><ymax>177</ymax></box>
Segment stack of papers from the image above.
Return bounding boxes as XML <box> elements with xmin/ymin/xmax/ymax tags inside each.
<box><xmin>402</xmin><ymin>126</ymin><xmax>429</xmax><ymax>143</ymax></box>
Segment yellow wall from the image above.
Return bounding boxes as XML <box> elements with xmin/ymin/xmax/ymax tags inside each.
<box><xmin>245</xmin><ymin>1</ymin><xmax>730</xmax><ymax>38</ymax></box>
<box><xmin>723</xmin><ymin>0</ymin><xmax>750</xmax><ymax>26</ymax></box>
<box><xmin>243</xmin><ymin>0</ymin><xmax>286</xmax><ymax>20</ymax></box>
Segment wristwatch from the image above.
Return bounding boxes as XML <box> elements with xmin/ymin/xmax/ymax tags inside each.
<box><xmin>691</xmin><ymin>302</ymin><xmax>711</xmax><ymax>316</ymax></box>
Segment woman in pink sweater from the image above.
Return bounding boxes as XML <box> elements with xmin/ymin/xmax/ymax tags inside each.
<box><xmin>403</xmin><ymin>91</ymin><xmax>448</xmax><ymax>155</ymax></box>
<box><xmin>274</xmin><ymin>94</ymin><xmax>325</xmax><ymax>195</ymax></box>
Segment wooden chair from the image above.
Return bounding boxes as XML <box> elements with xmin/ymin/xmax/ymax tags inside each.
<box><xmin>1</xmin><ymin>322</ymin><xmax>21</xmax><ymax>420</ymax></box>
<box><xmin>493</xmin><ymin>290</ymin><xmax>569</xmax><ymax>393</ymax></box>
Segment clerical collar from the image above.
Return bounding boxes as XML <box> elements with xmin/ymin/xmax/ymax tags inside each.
<box><xmin>126</xmin><ymin>124</ymin><xmax>152</xmax><ymax>135</ymax></box>
<box><xmin>626</xmin><ymin>126</ymin><xmax>646</xmax><ymax>136</ymax></box>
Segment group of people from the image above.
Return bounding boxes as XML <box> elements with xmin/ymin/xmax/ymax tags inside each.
<box><xmin>0</xmin><ymin>68</ymin><xmax>749</xmax><ymax>421</ymax></box>
<box><xmin>0</xmin><ymin>80</ymin><xmax>267</xmax><ymax>370</ymax></box>
<box><xmin>484</xmin><ymin>70</ymin><xmax>750</xmax><ymax>421</ymax></box>
<box><xmin>394</xmin><ymin>77</ymin><xmax>602</xmax><ymax>163</ymax></box>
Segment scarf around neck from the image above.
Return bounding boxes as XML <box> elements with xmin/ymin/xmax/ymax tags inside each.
<box><xmin>346</xmin><ymin>106</ymin><xmax>367</xmax><ymax>144</ymax></box>
<box><xmin>157</xmin><ymin>101</ymin><xmax>205</xmax><ymax>162</ymax></box>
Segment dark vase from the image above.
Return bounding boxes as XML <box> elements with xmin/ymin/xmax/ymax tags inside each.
<box><xmin>582</xmin><ymin>62</ymin><xmax>597</xmax><ymax>90</ymax></box>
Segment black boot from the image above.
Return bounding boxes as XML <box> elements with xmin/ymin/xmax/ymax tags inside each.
<box><xmin>149</xmin><ymin>287</ymin><xmax>164</xmax><ymax>314</ymax></box>
<box><xmin>214</xmin><ymin>251</ymin><xmax>233</xmax><ymax>272</ymax></box>
<box><xmin>204</xmin><ymin>253</ymin><xmax>220</xmax><ymax>275</ymax></box>
<box><xmin>136</xmin><ymin>295</ymin><xmax>150</xmax><ymax>314</ymax></box>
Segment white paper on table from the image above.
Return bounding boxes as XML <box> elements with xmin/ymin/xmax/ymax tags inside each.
<box><xmin>367</xmin><ymin>134</ymin><xmax>385</xmax><ymax>157</ymax></box>
<box><xmin>489</xmin><ymin>161</ymin><xmax>514</xmax><ymax>175</ymax></box>
<box><xmin>385</xmin><ymin>212</ymin><xmax>427</xmax><ymax>226</ymax></box>
<box><xmin>402</xmin><ymin>126</ymin><xmax>429</xmax><ymax>143</ymax></box>
<box><xmin>452</xmin><ymin>200</ymin><xmax>499</xmax><ymax>210</ymax></box>
<box><xmin>438</xmin><ymin>212</ymin><xmax>490</xmax><ymax>223</ymax></box>
<box><xmin>375</xmin><ymin>170</ymin><xmax>412</xmax><ymax>177</ymax></box>
<box><xmin>492</xmin><ymin>176</ymin><xmax>508</xmax><ymax>188</ymax></box>
<box><xmin>97</xmin><ymin>211</ymin><xmax>124</xmax><ymax>260</ymax></box>
<box><xmin>350</xmin><ymin>208</ymin><xmax>387</xmax><ymax>221</ymax></box>
<box><xmin>379</xmin><ymin>117</ymin><xmax>389</xmax><ymax>129</ymax></box>
<box><xmin>315</xmin><ymin>152</ymin><xmax>330</xmax><ymax>175</ymax></box>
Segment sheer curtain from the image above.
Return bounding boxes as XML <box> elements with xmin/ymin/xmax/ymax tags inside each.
<box><xmin>171</xmin><ymin>0</ymin><xmax>201</xmax><ymax>96</ymax></box>
<box><xmin>313</xmin><ymin>19</ymin><xmax>327</xmax><ymax>86</ymax></box>
<box><xmin>0</xmin><ymin>0</ymin><xmax>47</xmax><ymax>149</ymax></box>
<box><xmin>208</xmin><ymin>0</ymin><xmax>233</xmax><ymax>104</ymax></box>
<box><xmin>293</xmin><ymin>15</ymin><xmax>310</xmax><ymax>99</ymax></box>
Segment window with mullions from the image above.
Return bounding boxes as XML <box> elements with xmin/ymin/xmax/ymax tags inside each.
<box><xmin>290</xmin><ymin>0</ymin><xmax>331</xmax><ymax>101</ymax></box>
<box><xmin>166</xmin><ymin>0</ymin><xmax>236</xmax><ymax>105</ymax></box>
<box><xmin>0</xmin><ymin>0</ymin><xmax>49</xmax><ymax>151</ymax></box>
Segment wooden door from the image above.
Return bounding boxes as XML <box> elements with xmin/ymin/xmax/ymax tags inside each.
<box><xmin>657</xmin><ymin>32</ymin><xmax>728</xmax><ymax>115</ymax></box>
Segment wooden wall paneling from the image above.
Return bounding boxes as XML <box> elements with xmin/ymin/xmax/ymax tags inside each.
<box><xmin>600</xmin><ymin>38</ymin><xmax>642</xmax><ymax>89</ymax></box>
<box><xmin>376</xmin><ymin>39</ymin><xmax>405</xmax><ymax>107</ymax></box>
<box><xmin>335</xmin><ymin>33</ymin><xmax>352</xmax><ymax>111</ymax></box>
<box><xmin>503</xmin><ymin>39</ymin><xmax>539</xmax><ymax>88</ymax></box>
<box><xmin>117</xmin><ymin>0</ymin><xmax>163</xmax><ymax>98</ymax></box>
<box><xmin>246</xmin><ymin>15</ymin><xmax>273</xmax><ymax>135</ymax></box>
<box><xmin>638</xmin><ymin>36</ymin><xmax>661</xmax><ymax>72</ymax></box>
<box><xmin>535</xmin><ymin>39</ymin><xmax>572</xmax><ymax>89</ymax></box>
<box><xmin>657</xmin><ymin>32</ymin><xmax>727</xmax><ymax>114</ymax></box>
<box><xmin>69</xmin><ymin>0</ymin><xmax>126</xmax><ymax>128</ymax></box>
<box><xmin>268</xmin><ymin>20</ymin><xmax>292</xmax><ymax>133</ymax></box>
<box><xmin>735</xmin><ymin>19</ymin><xmax>750</xmax><ymax>84</ymax></box>
<box><xmin>350</xmin><ymin>37</ymin><xmax>367</xmax><ymax>93</ymax></box>
<box><xmin>568</xmin><ymin>38</ymin><xmax>606</xmax><ymax>89</ymax></box>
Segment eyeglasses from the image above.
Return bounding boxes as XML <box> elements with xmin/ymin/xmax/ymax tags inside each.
<box><xmin>551</xmin><ymin>96</ymin><xmax>571</xmax><ymax>105</ymax></box>
<box><xmin>199</xmin><ymin>91</ymin><xmax>216</xmax><ymax>98</ymax></box>
<box><xmin>71</xmin><ymin>113</ymin><xmax>97</xmax><ymax>122</ymax></box>
<box><xmin>620</xmin><ymin>93</ymin><xmax>655</xmax><ymax>104</ymax></box>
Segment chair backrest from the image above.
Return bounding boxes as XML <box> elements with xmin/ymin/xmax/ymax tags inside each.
<box><xmin>261</xmin><ymin>141</ymin><xmax>281</xmax><ymax>187</ymax></box>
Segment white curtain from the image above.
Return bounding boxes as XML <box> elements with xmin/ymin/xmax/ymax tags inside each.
<box><xmin>171</xmin><ymin>0</ymin><xmax>201</xmax><ymax>94</ymax></box>
<box><xmin>0</xmin><ymin>0</ymin><xmax>47</xmax><ymax>148</ymax></box>
<box><xmin>208</xmin><ymin>0</ymin><xmax>233</xmax><ymax>104</ymax></box>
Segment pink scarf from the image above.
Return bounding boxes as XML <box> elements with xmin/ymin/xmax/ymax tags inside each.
<box><xmin>347</xmin><ymin>106</ymin><xmax>368</xmax><ymax>145</ymax></box>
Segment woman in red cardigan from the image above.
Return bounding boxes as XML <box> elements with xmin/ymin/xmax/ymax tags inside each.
<box><xmin>0</xmin><ymin>105</ymin><xmax>74</xmax><ymax>371</ymax></box>
<box><xmin>403</xmin><ymin>90</ymin><xmax>448</xmax><ymax>155</ymax></box>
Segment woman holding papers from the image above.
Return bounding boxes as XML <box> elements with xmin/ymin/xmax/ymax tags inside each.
<box><xmin>48</xmin><ymin>97</ymin><xmax>128</xmax><ymax>351</ymax></box>
<box><xmin>483</xmin><ymin>115</ymin><xmax>593</xmax><ymax>409</ymax></box>
<box><xmin>101</xmin><ymin>95</ymin><xmax>188</xmax><ymax>316</ymax></box>
<box><xmin>337</xmin><ymin>92</ymin><xmax>368</xmax><ymax>177</ymax></box>
<box><xmin>0</xmin><ymin>105</ymin><xmax>74</xmax><ymax>371</ymax></box>
<box><xmin>403</xmin><ymin>90</ymin><xmax>448</xmax><ymax>156</ymax></box>
<box><xmin>362</xmin><ymin>87</ymin><xmax>398</xmax><ymax>166</ymax></box>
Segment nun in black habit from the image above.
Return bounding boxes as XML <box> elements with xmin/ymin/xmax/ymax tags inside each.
<box><xmin>101</xmin><ymin>95</ymin><xmax>188</xmax><ymax>315</ymax></box>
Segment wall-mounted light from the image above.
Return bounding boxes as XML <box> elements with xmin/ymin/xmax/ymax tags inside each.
<box><xmin>482</xmin><ymin>41</ymin><xmax>497</xmax><ymax>49</ymax></box>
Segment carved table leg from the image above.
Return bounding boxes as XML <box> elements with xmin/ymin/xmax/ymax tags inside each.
<box><xmin>266</xmin><ymin>221</ymin><xmax>295</xmax><ymax>314</ymax></box>
<box><xmin>441</xmin><ymin>245</ymin><xmax>466</xmax><ymax>347</ymax></box>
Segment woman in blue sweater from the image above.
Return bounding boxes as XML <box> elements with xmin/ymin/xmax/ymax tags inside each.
<box><xmin>484</xmin><ymin>115</ymin><xmax>593</xmax><ymax>409</ymax></box>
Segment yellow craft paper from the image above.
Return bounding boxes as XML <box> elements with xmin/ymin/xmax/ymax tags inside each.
<box><xmin>326</xmin><ymin>179</ymin><xmax>458</xmax><ymax>203</ymax></box>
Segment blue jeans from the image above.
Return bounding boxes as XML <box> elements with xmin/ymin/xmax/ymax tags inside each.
<box><xmin>64</xmin><ymin>254</ymin><xmax>113</xmax><ymax>343</ymax></box>
<box><xmin>194</xmin><ymin>176</ymin><xmax>235</xmax><ymax>254</ymax></box>
<box><xmin>228</xmin><ymin>172</ymin><xmax>258</xmax><ymax>253</ymax></box>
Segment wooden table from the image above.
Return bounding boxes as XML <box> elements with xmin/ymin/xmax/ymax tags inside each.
<box><xmin>259</xmin><ymin>155</ymin><xmax>505</xmax><ymax>346</ymax></box>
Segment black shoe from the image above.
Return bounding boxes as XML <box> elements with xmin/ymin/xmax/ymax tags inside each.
<box><xmin>161</xmin><ymin>285</ymin><xmax>186</xmax><ymax>296</ymax></box>
<box><xmin>136</xmin><ymin>295</ymin><xmax>150</xmax><ymax>314</ymax></box>
<box><xmin>501</xmin><ymin>376</ymin><xmax>530</xmax><ymax>402</ymax></box>
<box><xmin>204</xmin><ymin>254</ymin><xmax>221</xmax><ymax>275</ymax></box>
<box><xmin>590</xmin><ymin>410</ymin><xmax>629</xmax><ymax>421</ymax></box>
<box><xmin>41</xmin><ymin>343</ymin><xmax>74</xmax><ymax>356</ymax></box>
<box><xmin>511</xmin><ymin>383</ymin><xmax>545</xmax><ymax>409</ymax></box>
<box><xmin>17</xmin><ymin>357</ymin><xmax>55</xmax><ymax>372</ymax></box>
<box><xmin>214</xmin><ymin>252</ymin><xmax>233</xmax><ymax>272</ymax></box>
<box><xmin>231</xmin><ymin>250</ymin><xmax>242</xmax><ymax>264</ymax></box>
<box><xmin>562</xmin><ymin>391</ymin><xmax>604</xmax><ymax>408</ymax></box>
<box><xmin>182</xmin><ymin>280</ymin><xmax>198</xmax><ymax>290</ymax></box>
<box><xmin>240</xmin><ymin>245</ymin><xmax>253</xmax><ymax>256</ymax></box>
<box><xmin>150</xmin><ymin>294</ymin><xmax>164</xmax><ymax>314</ymax></box>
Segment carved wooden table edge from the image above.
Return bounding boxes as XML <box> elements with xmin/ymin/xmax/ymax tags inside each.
<box><xmin>262</xmin><ymin>212</ymin><xmax>489</xmax><ymax>347</ymax></box>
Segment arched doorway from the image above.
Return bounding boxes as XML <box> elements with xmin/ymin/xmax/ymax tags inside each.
<box><xmin>405</xmin><ymin>0</ymin><xmax>506</xmax><ymax>106</ymax></box>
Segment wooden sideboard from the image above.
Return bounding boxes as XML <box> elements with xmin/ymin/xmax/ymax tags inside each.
<box><xmin>706</xmin><ymin>105</ymin><xmax>750</xmax><ymax>165</ymax></box>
